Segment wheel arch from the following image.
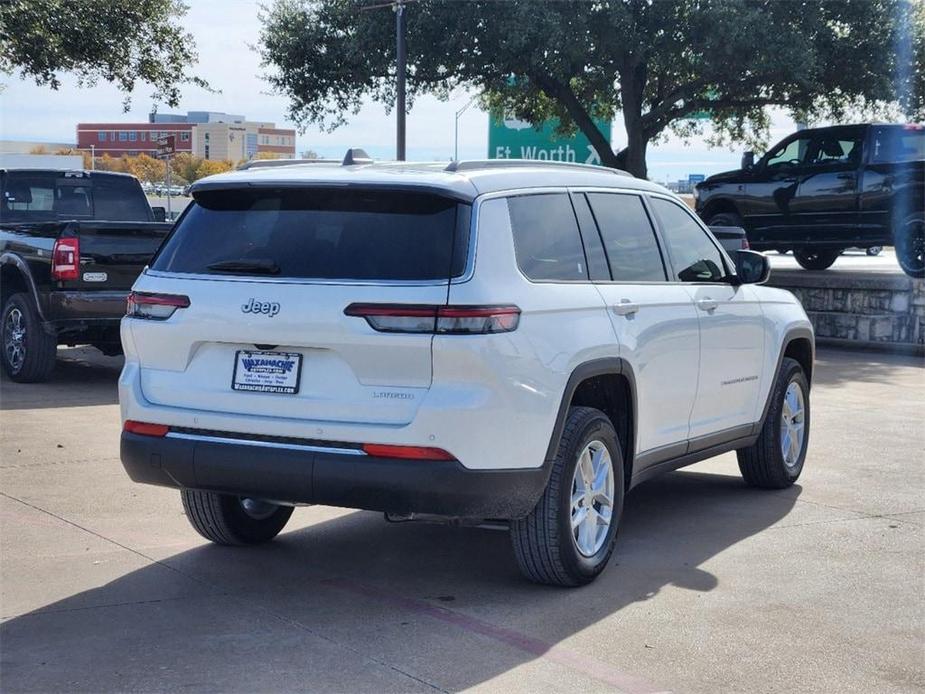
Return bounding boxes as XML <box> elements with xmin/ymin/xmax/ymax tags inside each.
<box><xmin>545</xmin><ymin>358</ymin><xmax>637</xmax><ymax>491</ymax></box>
<box><xmin>699</xmin><ymin>197</ymin><xmax>742</xmax><ymax>222</ymax></box>
<box><xmin>756</xmin><ymin>326</ymin><xmax>815</xmax><ymax>431</ymax></box>
<box><xmin>0</xmin><ymin>254</ymin><xmax>45</xmax><ymax>320</ymax></box>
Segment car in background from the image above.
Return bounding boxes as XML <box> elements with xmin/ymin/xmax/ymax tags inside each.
<box><xmin>695</xmin><ymin>123</ymin><xmax>924</xmax><ymax>277</ymax></box>
<box><xmin>0</xmin><ymin>169</ymin><xmax>172</xmax><ymax>381</ymax></box>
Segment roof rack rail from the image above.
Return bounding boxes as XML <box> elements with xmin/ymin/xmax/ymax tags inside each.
<box><xmin>444</xmin><ymin>159</ymin><xmax>632</xmax><ymax>177</ymax></box>
<box><xmin>342</xmin><ymin>148</ymin><xmax>373</xmax><ymax>166</ymax></box>
<box><xmin>237</xmin><ymin>158</ymin><xmax>339</xmax><ymax>170</ymax></box>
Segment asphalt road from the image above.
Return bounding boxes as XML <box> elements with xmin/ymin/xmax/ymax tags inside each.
<box><xmin>1</xmin><ymin>347</ymin><xmax>923</xmax><ymax>693</ymax></box>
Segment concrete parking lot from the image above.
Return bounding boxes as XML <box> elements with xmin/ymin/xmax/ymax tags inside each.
<box><xmin>1</xmin><ymin>347</ymin><xmax>923</xmax><ymax>693</ymax></box>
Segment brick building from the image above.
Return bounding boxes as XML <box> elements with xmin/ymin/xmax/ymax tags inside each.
<box><xmin>76</xmin><ymin>111</ymin><xmax>296</xmax><ymax>161</ymax></box>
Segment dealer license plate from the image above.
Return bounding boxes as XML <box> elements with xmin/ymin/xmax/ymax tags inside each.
<box><xmin>232</xmin><ymin>350</ymin><xmax>302</xmax><ymax>394</ymax></box>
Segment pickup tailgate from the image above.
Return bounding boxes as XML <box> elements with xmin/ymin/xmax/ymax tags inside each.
<box><xmin>64</xmin><ymin>221</ymin><xmax>171</xmax><ymax>291</ymax></box>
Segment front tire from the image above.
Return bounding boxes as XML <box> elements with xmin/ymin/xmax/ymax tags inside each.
<box><xmin>895</xmin><ymin>213</ymin><xmax>924</xmax><ymax>278</ymax></box>
<box><xmin>1</xmin><ymin>293</ymin><xmax>57</xmax><ymax>382</ymax></box>
<box><xmin>794</xmin><ymin>248</ymin><xmax>840</xmax><ymax>271</ymax></box>
<box><xmin>737</xmin><ymin>357</ymin><xmax>810</xmax><ymax>489</ymax></box>
<box><xmin>181</xmin><ymin>490</ymin><xmax>294</xmax><ymax>545</ymax></box>
<box><xmin>511</xmin><ymin>407</ymin><xmax>625</xmax><ymax>587</ymax></box>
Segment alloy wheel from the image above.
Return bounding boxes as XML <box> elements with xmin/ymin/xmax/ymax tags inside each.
<box><xmin>570</xmin><ymin>440</ymin><xmax>615</xmax><ymax>557</ymax></box>
<box><xmin>780</xmin><ymin>381</ymin><xmax>806</xmax><ymax>469</ymax></box>
<box><xmin>4</xmin><ymin>307</ymin><xmax>26</xmax><ymax>373</ymax></box>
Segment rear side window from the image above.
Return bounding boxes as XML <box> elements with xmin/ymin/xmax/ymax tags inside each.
<box><xmin>650</xmin><ymin>198</ymin><xmax>727</xmax><ymax>282</ymax></box>
<box><xmin>508</xmin><ymin>193</ymin><xmax>587</xmax><ymax>281</ymax></box>
<box><xmin>0</xmin><ymin>172</ymin><xmax>150</xmax><ymax>222</ymax></box>
<box><xmin>870</xmin><ymin>126</ymin><xmax>925</xmax><ymax>163</ymax></box>
<box><xmin>151</xmin><ymin>188</ymin><xmax>470</xmax><ymax>281</ymax></box>
<box><xmin>586</xmin><ymin>193</ymin><xmax>666</xmax><ymax>282</ymax></box>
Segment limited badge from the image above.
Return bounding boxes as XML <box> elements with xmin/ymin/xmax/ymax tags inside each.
<box><xmin>82</xmin><ymin>272</ymin><xmax>108</xmax><ymax>282</ymax></box>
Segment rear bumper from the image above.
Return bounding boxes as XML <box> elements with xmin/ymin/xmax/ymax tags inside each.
<box><xmin>44</xmin><ymin>290</ymin><xmax>128</xmax><ymax>324</ymax></box>
<box><xmin>120</xmin><ymin>431</ymin><xmax>549</xmax><ymax>519</ymax></box>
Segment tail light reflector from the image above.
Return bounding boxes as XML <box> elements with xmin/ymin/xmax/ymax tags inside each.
<box><xmin>127</xmin><ymin>291</ymin><xmax>190</xmax><ymax>320</ymax></box>
<box><xmin>345</xmin><ymin>304</ymin><xmax>521</xmax><ymax>334</ymax></box>
<box><xmin>124</xmin><ymin>420</ymin><xmax>170</xmax><ymax>437</ymax></box>
<box><xmin>51</xmin><ymin>237</ymin><xmax>79</xmax><ymax>281</ymax></box>
<box><xmin>362</xmin><ymin>443</ymin><xmax>456</xmax><ymax>461</ymax></box>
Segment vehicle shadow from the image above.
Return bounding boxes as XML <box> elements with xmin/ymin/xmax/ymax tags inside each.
<box><xmin>0</xmin><ymin>470</ymin><xmax>800</xmax><ymax>692</ymax></box>
<box><xmin>0</xmin><ymin>347</ymin><xmax>121</xmax><ymax>410</ymax></box>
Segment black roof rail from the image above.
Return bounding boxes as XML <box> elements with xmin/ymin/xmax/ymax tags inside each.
<box><xmin>342</xmin><ymin>148</ymin><xmax>373</xmax><ymax>166</ymax></box>
<box><xmin>444</xmin><ymin>159</ymin><xmax>632</xmax><ymax>177</ymax></box>
<box><xmin>237</xmin><ymin>158</ymin><xmax>339</xmax><ymax>170</ymax></box>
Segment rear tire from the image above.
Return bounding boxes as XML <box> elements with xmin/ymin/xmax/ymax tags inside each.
<box><xmin>1</xmin><ymin>293</ymin><xmax>57</xmax><ymax>383</ymax></box>
<box><xmin>181</xmin><ymin>490</ymin><xmax>293</xmax><ymax>545</ymax></box>
<box><xmin>793</xmin><ymin>248</ymin><xmax>840</xmax><ymax>271</ymax></box>
<box><xmin>737</xmin><ymin>358</ymin><xmax>809</xmax><ymax>489</ymax></box>
<box><xmin>511</xmin><ymin>406</ymin><xmax>624</xmax><ymax>587</ymax></box>
<box><xmin>895</xmin><ymin>213</ymin><xmax>924</xmax><ymax>279</ymax></box>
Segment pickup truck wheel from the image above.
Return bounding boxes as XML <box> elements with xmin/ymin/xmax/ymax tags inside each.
<box><xmin>737</xmin><ymin>357</ymin><xmax>809</xmax><ymax>489</ymax></box>
<box><xmin>1</xmin><ymin>293</ymin><xmax>57</xmax><ymax>383</ymax></box>
<box><xmin>895</xmin><ymin>213</ymin><xmax>924</xmax><ymax>278</ymax></box>
<box><xmin>511</xmin><ymin>406</ymin><xmax>624</xmax><ymax>587</ymax></box>
<box><xmin>706</xmin><ymin>211</ymin><xmax>743</xmax><ymax>228</ymax></box>
<box><xmin>180</xmin><ymin>489</ymin><xmax>294</xmax><ymax>545</ymax></box>
<box><xmin>793</xmin><ymin>248</ymin><xmax>840</xmax><ymax>271</ymax></box>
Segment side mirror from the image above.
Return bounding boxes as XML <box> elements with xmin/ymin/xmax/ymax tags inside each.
<box><xmin>741</xmin><ymin>151</ymin><xmax>755</xmax><ymax>171</ymax></box>
<box><xmin>733</xmin><ymin>249</ymin><xmax>770</xmax><ymax>285</ymax></box>
<box><xmin>151</xmin><ymin>206</ymin><xmax>166</xmax><ymax>222</ymax></box>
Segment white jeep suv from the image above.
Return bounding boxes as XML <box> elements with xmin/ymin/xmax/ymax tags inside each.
<box><xmin>119</xmin><ymin>155</ymin><xmax>813</xmax><ymax>586</ymax></box>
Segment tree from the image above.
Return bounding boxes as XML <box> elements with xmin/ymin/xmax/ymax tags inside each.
<box><xmin>0</xmin><ymin>0</ymin><xmax>208</xmax><ymax>108</ymax></box>
<box><xmin>194</xmin><ymin>159</ymin><xmax>234</xmax><ymax>180</ymax></box>
<box><xmin>259</xmin><ymin>0</ymin><xmax>924</xmax><ymax>178</ymax></box>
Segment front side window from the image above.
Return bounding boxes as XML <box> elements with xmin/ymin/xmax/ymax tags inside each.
<box><xmin>508</xmin><ymin>193</ymin><xmax>587</xmax><ymax>281</ymax></box>
<box><xmin>650</xmin><ymin>198</ymin><xmax>727</xmax><ymax>283</ymax></box>
<box><xmin>586</xmin><ymin>193</ymin><xmax>666</xmax><ymax>282</ymax></box>
<box><xmin>763</xmin><ymin>136</ymin><xmax>811</xmax><ymax>170</ymax></box>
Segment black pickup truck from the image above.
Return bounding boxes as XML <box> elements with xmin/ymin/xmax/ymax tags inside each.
<box><xmin>1</xmin><ymin>169</ymin><xmax>171</xmax><ymax>382</ymax></box>
<box><xmin>694</xmin><ymin>123</ymin><xmax>924</xmax><ymax>277</ymax></box>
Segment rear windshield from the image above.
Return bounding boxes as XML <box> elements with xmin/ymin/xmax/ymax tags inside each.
<box><xmin>150</xmin><ymin>188</ymin><xmax>471</xmax><ymax>281</ymax></box>
<box><xmin>870</xmin><ymin>126</ymin><xmax>925</xmax><ymax>163</ymax></box>
<box><xmin>0</xmin><ymin>171</ymin><xmax>152</xmax><ymax>222</ymax></box>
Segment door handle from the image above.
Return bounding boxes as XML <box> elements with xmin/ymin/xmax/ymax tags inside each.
<box><xmin>696</xmin><ymin>298</ymin><xmax>719</xmax><ymax>312</ymax></box>
<box><xmin>612</xmin><ymin>300</ymin><xmax>639</xmax><ymax>316</ymax></box>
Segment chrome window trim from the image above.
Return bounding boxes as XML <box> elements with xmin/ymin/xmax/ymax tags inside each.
<box><xmin>165</xmin><ymin>431</ymin><xmax>367</xmax><ymax>456</ymax></box>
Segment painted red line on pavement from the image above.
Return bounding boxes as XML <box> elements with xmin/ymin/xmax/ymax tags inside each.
<box><xmin>320</xmin><ymin>577</ymin><xmax>669</xmax><ymax>694</ymax></box>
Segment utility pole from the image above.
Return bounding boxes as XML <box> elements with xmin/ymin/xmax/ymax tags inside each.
<box><xmin>395</xmin><ymin>0</ymin><xmax>407</xmax><ymax>160</ymax></box>
<box><xmin>90</xmin><ymin>144</ymin><xmax>95</xmax><ymax>170</ymax></box>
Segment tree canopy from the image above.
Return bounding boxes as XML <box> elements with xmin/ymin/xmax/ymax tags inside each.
<box><xmin>0</xmin><ymin>0</ymin><xmax>207</xmax><ymax>108</ymax></box>
<box><xmin>260</xmin><ymin>0</ymin><xmax>924</xmax><ymax>177</ymax></box>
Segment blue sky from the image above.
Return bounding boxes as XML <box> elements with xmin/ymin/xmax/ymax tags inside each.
<box><xmin>0</xmin><ymin>0</ymin><xmax>801</xmax><ymax>183</ymax></box>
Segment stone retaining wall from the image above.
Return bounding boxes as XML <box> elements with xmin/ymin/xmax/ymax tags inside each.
<box><xmin>768</xmin><ymin>270</ymin><xmax>925</xmax><ymax>354</ymax></box>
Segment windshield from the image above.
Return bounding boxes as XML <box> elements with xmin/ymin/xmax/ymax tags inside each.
<box><xmin>150</xmin><ymin>187</ymin><xmax>471</xmax><ymax>281</ymax></box>
<box><xmin>0</xmin><ymin>171</ymin><xmax>152</xmax><ymax>223</ymax></box>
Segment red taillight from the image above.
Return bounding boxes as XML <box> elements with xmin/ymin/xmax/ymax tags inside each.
<box><xmin>345</xmin><ymin>304</ymin><xmax>521</xmax><ymax>334</ymax></box>
<box><xmin>51</xmin><ymin>237</ymin><xmax>79</xmax><ymax>281</ymax></box>
<box><xmin>123</xmin><ymin>420</ymin><xmax>169</xmax><ymax>437</ymax></box>
<box><xmin>362</xmin><ymin>443</ymin><xmax>456</xmax><ymax>460</ymax></box>
<box><xmin>126</xmin><ymin>291</ymin><xmax>190</xmax><ymax>320</ymax></box>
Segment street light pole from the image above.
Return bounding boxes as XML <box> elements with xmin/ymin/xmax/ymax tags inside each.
<box><xmin>90</xmin><ymin>144</ymin><xmax>95</xmax><ymax>170</ymax></box>
<box><xmin>395</xmin><ymin>0</ymin><xmax>407</xmax><ymax>161</ymax></box>
<box><xmin>454</xmin><ymin>94</ymin><xmax>479</xmax><ymax>162</ymax></box>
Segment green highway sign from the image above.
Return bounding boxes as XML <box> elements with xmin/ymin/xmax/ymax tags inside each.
<box><xmin>488</xmin><ymin>114</ymin><xmax>612</xmax><ymax>165</ymax></box>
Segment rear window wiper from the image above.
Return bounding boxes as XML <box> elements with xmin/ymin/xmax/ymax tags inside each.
<box><xmin>206</xmin><ymin>258</ymin><xmax>281</xmax><ymax>275</ymax></box>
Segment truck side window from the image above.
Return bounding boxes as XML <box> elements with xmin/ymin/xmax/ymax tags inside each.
<box><xmin>650</xmin><ymin>198</ymin><xmax>727</xmax><ymax>283</ymax></box>
<box><xmin>806</xmin><ymin>136</ymin><xmax>863</xmax><ymax>167</ymax></box>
